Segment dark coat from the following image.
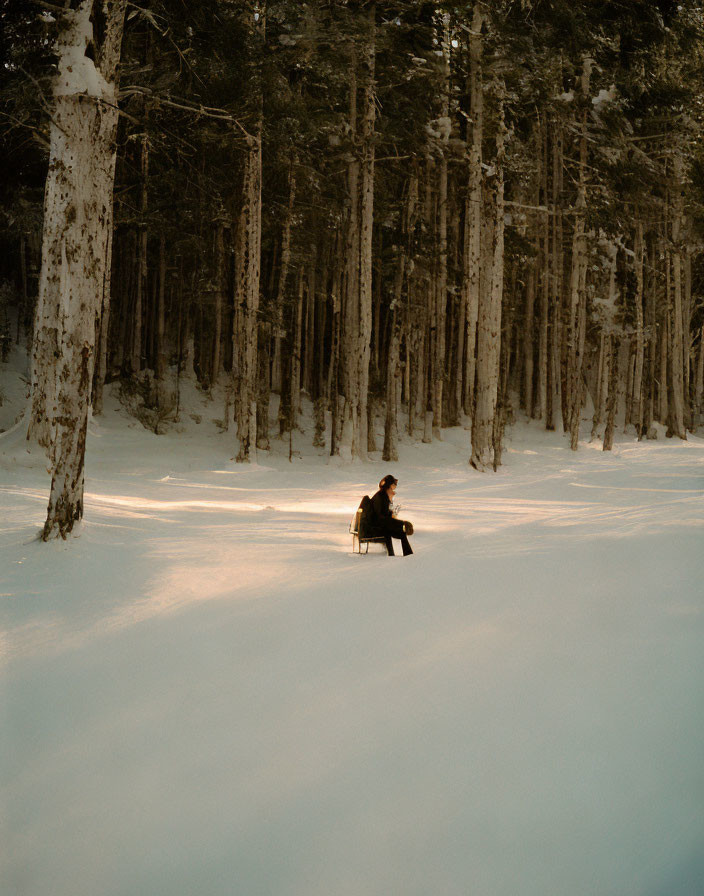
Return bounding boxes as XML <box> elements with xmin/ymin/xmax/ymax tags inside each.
<box><xmin>369</xmin><ymin>489</ymin><xmax>406</xmax><ymax>538</ymax></box>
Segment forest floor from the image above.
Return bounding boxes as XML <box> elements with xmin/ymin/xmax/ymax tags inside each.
<box><xmin>1</xmin><ymin>347</ymin><xmax>704</xmax><ymax>896</ymax></box>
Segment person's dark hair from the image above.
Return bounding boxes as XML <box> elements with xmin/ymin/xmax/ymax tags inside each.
<box><xmin>379</xmin><ymin>474</ymin><xmax>398</xmax><ymax>491</ymax></box>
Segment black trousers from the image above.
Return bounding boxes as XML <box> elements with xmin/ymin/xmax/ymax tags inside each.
<box><xmin>383</xmin><ymin>533</ymin><xmax>413</xmax><ymax>556</ymax></box>
<box><xmin>375</xmin><ymin>518</ymin><xmax>413</xmax><ymax>556</ymax></box>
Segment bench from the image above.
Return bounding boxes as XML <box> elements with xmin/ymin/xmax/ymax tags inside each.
<box><xmin>349</xmin><ymin>508</ymin><xmax>387</xmax><ymax>554</ymax></box>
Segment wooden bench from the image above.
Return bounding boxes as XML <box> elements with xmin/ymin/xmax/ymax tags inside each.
<box><xmin>349</xmin><ymin>508</ymin><xmax>387</xmax><ymax>554</ymax></box>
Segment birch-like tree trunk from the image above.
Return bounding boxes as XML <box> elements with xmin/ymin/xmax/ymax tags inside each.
<box><xmin>471</xmin><ymin>86</ymin><xmax>505</xmax><ymax>471</ymax></box>
<box><xmin>28</xmin><ymin>0</ymin><xmax>126</xmax><ymax>539</ymax></box>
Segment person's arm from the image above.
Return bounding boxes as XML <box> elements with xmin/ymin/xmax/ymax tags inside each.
<box><xmin>372</xmin><ymin>490</ymin><xmax>391</xmax><ymax>519</ymax></box>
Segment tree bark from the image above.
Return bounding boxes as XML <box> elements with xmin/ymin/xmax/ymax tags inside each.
<box><xmin>28</xmin><ymin>0</ymin><xmax>127</xmax><ymax>539</ymax></box>
<box><xmin>471</xmin><ymin>86</ymin><xmax>505</xmax><ymax>471</ymax></box>
<box><xmin>357</xmin><ymin>3</ymin><xmax>376</xmax><ymax>458</ymax></box>
<box><xmin>462</xmin><ymin>5</ymin><xmax>484</xmax><ymax>422</ymax></box>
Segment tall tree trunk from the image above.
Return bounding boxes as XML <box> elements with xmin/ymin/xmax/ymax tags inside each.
<box><xmin>155</xmin><ymin>233</ymin><xmax>166</xmax><ymax>403</ymax></box>
<box><xmin>28</xmin><ymin>0</ymin><xmax>127</xmax><ymax>539</ymax></box>
<box><xmin>694</xmin><ymin>324</ymin><xmax>704</xmax><ymax>428</ymax></box>
<box><xmin>131</xmin><ymin>120</ymin><xmax>149</xmax><ymax>375</ymax></box>
<box><xmin>536</xmin><ymin>116</ymin><xmax>549</xmax><ymax>424</ymax></box>
<box><xmin>669</xmin><ymin>155</ymin><xmax>687</xmax><ymax>439</ymax></box>
<box><xmin>591</xmin><ymin>331</ymin><xmax>607</xmax><ymax>440</ymax></box>
<box><xmin>523</xmin><ymin>262</ymin><xmax>536</xmax><ymax>416</ymax></box>
<box><xmin>603</xmin><ymin>334</ymin><xmax>619</xmax><ymax>451</ymax></box>
<box><xmin>339</xmin><ymin>61</ymin><xmax>360</xmax><ymax>461</ymax></box>
<box><xmin>463</xmin><ymin>4</ymin><xmax>484</xmax><ymax>422</ymax></box>
<box><xmin>357</xmin><ymin>4</ymin><xmax>376</xmax><ymax>458</ymax></box>
<box><xmin>434</xmin><ymin>12</ymin><xmax>451</xmax><ymax>436</ymax></box>
<box><xmin>631</xmin><ymin>219</ymin><xmax>645</xmax><ymax>435</ymax></box>
<box><xmin>271</xmin><ymin>158</ymin><xmax>296</xmax><ymax>394</ymax></box>
<box><xmin>212</xmin><ymin>220</ymin><xmax>225</xmax><ymax>384</ymax></box>
<box><xmin>290</xmin><ymin>268</ymin><xmax>304</xmax><ymax>430</ymax></box>
<box><xmin>383</xmin><ymin>251</ymin><xmax>406</xmax><ymax>462</ymax></box>
<box><xmin>471</xmin><ymin>87</ymin><xmax>505</xmax><ymax>471</ymax></box>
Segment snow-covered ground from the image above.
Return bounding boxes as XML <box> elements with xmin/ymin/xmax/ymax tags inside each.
<box><xmin>1</xmin><ymin>351</ymin><xmax>704</xmax><ymax>896</ymax></box>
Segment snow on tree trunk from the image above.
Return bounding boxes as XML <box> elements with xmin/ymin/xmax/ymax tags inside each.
<box><xmin>28</xmin><ymin>0</ymin><xmax>126</xmax><ymax>540</ymax></box>
<box><xmin>471</xmin><ymin>88</ymin><xmax>505</xmax><ymax>472</ymax></box>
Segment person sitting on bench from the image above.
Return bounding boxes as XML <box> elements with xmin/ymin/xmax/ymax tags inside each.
<box><xmin>369</xmin><ymin>474</ymin><xmax>414</xmax><ymax>557</ymax></box>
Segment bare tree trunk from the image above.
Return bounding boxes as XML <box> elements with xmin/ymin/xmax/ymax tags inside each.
<box><xmin>28</xmin><ymin>0</ymin><xmax>126</xmax><ymax>538</ymax></box>
<box><xmin>551</xmin><ymin>112</ymin><xmax>565</xmax><ymax>433</ymax></box>
<box><xmin>631</xmin><ymin>219</ymin><xmax>645</xmax><ymax>434</ymax></box>
<box><xmin>212</xmin><ymin>221</ymin><xmax>225</xmax><ymax>384</ymax></box>
<box><xmin>303</xmin><ymin>247</ymin><xmax>316</xmax><ymax>396</ymax></box>
<box><xmin>536</xmin><ymin>117</ymin><xmax>549</xmax><ymax>424</ymax></box>
<box><xmin>591</xmin><ymin>331</ymin><xmax>607</xmax><ymax>440</ymax></box>
<box><xmin>603</xmin><ymin>334</ymin><xmax>619</xmax><ymax>451</ymax></box>
<box><xmin>433</xmin><ymin>12</ymin><xmax>450</xmax><ymax>436</ymax></box>
<box><xmin>694</xmin><ymin>324</ymin><xmax>704</xmax><ymax>428</ymax></box>
<box><xmin>471</xmin><ymin>86</ymin><xmax>505</xmax><ymax>471</ymax></box>
<box><xmin>339</xmin><ymin>63</ymin><xmax>360</xmax><ymax>461</ymax></box>
<box><xmin>659</xmin><ymin>302</ymin><xmax>669</xmax><ymax>424</ymax></box>
<box><xmin>669</xmin><ymin>157</ymin><xmax>687</xmax><ymax>439</ymax></box>
<box><xmin>271</xmin><ymin>159</ymin><xmax>296</xmax><ymax>394</ymax></box>
<box><xmin>463</xmin><ymin>5</ymin><xmax>484</xmax><ymax>422</ymax></box>
<box><xmin>290</xmin><ymin>268</ymin><xmax>305</xmax><ymax>427</ymax></box>
<box><xmin>155</xmin><ymin>233</ymin><xmax>166</xmax><ymax>403</ymax></box>
<box><xmin>92</xmin><ymin>197</ymin><xmax>114</xmax><ymax>415</ymax></box>
<box><xmin>233</xmin><ymin>130</ymin><xmax>262</xmax><ymax>462</ymax></box>
<box><xmin>523</xmin><ymin>263</ymin><xmax>536</xmax><ymax>416</ymax></box>
<box><xmin>131</xmin><ymin>121</ymin><xmax>149</xmax><ymax>375</ymax></box>
<box><xmin>328</xmin><ymin>235</ymin><xmax>342</xmax><ymax>456</ymax></box>
<box><xmin>383</xmin><ymin>251</ymin><xmax>405</xmax><ymax>462</ymax></box>
<box><xmin>357</xmin><ymin>4</ymin><xmax>376</xmax><ymax>458</ymax></box>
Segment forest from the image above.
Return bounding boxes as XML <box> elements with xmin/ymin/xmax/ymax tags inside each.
<box><xmin>1</xmin><ymin>0</ymin><xmax>703</xmax><ymax>539</ymax></box>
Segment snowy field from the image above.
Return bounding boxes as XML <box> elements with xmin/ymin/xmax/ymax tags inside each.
<box><xmin>1</xmin><ymin>363</ymin><xmax>704</xmax><ymax>896</ymax></box>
